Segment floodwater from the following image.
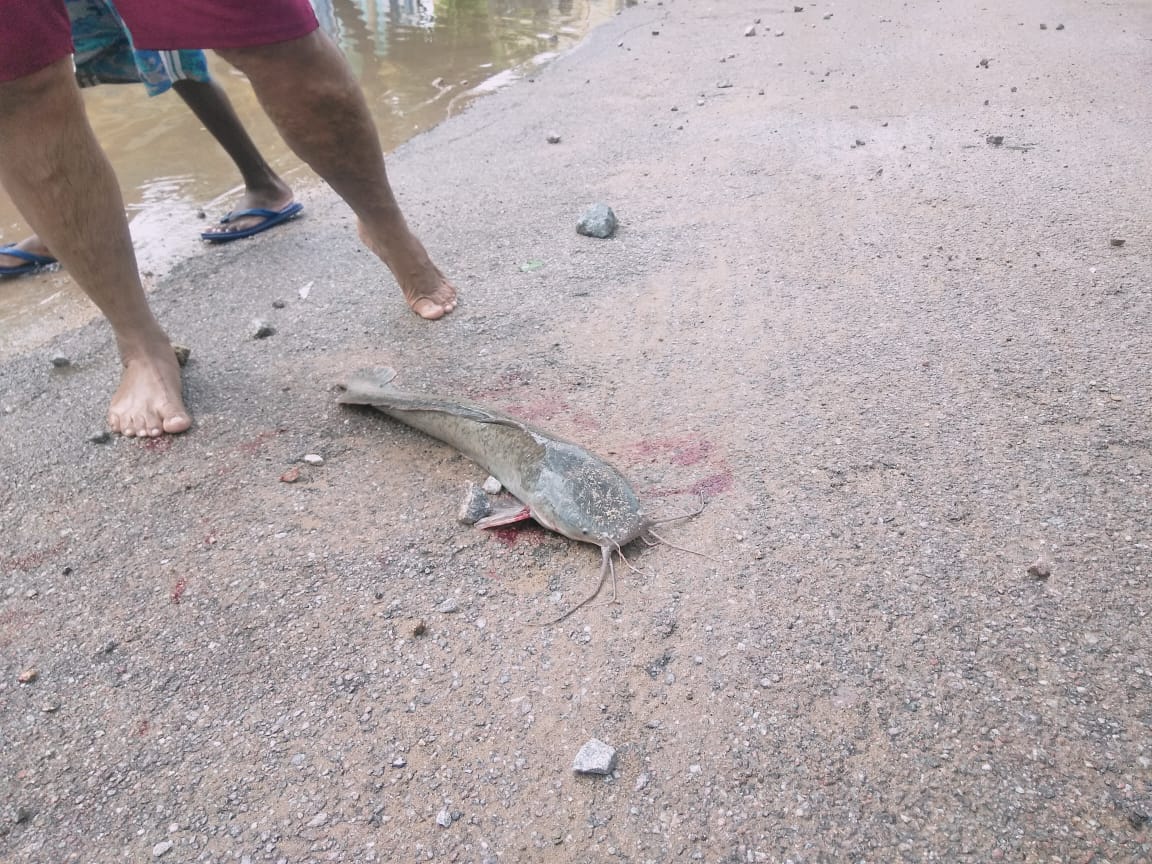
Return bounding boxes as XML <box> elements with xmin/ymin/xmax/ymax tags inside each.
<box><xmin>0</xmin><ymin>0</ymin><xmax>619</xmax><ymax>357</ymax></box>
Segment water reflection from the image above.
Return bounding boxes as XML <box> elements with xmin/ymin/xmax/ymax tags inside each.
<box><xmin>0</xmin><ymin>0</ymin><xmax>618</xmax><ymax>355</ymax></box>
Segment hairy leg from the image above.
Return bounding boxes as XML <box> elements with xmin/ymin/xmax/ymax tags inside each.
<box><xmin>0</xmin><ymin>58</ymin><xmax>190</xmax><ymax>435</ymax></box>
<box><xmin>171</xmin><ymin>78</ymin><xmax>294</xmax><ymax>236</ymax></box>
<box><xmin>217</xmin><ymin>31</ymin><xmax>457</xmax><ymax>320</ymax></box>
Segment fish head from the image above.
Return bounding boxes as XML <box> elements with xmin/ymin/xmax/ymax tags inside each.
<box><xmin>535</xmin><ymin>448</ymin><xmax>650</xmax><ymax>548</ymax></box>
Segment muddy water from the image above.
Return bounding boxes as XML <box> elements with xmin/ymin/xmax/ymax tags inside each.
<box><xmin>0</xmin><ymin>0</ymin><xmax>619</xmax><ymax>357</ymax></box>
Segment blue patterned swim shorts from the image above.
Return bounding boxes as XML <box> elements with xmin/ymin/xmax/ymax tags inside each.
<box><xmin>67</xmin><ymin>0</ymin><xmax>210</xmax><ymax>96</ymax></box>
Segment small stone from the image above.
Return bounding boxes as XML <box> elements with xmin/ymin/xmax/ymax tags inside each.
<box><xmin>715</xmin><ymin>80</ymin><xmax>733</xmax><ymax>89</ymax></box>
<box><xmin>794</xmin><ymin>5</ymin><xmax>804</xmax><ymax>11</ymax></box>
<box><xmin>88</xmin><ymin>431</ymin><xmax>111</xmax><ymax>445</ymax></box>
<box><xmin>546</xmin><ymin>133</ymin><xmax>561</xmax><ymax>144</ymax></box>
<box><xmin>457</xmin><ymin>483</ymin><xmax>490</xmax><ymax>525</ymax></box>
<box><xmin>822</xmin><ymin>12</ymin><xmax>832</xmax><ymax>19</ymax></box>
<box><xmin>744</xmin><ymin>25</ymin><xmax>756</xmax><ymax>36</ymax></box>
<box><xmin>152</xmin><ymin>841</ymin><xmax>173</xmax><ymax>857</ymax></box>
<box><xmin>482</xmin><ymin>476</ymin><xmax>503</xmax><ymax>495</ymax></box>
<box><xmin>432</xmin><ymin>76</ymin><xmax>445</xmax><ymax>87</ymax></box>
<box><xmin>576</xmin><ymin>203</ymin><xmax>618</xmax><ymax>239</ymax></box>
<box><xmin>1039</xmin><ymin>22</ymin><xmax>1047</xmax><ymax>29</ymax></box>
<box><xmin>436</xmin><ymin>808</ymin><xmax>452</xmax><ymax>828</ymax></box>
<box><xmin>1110</xmin><ymin>238</ymin><xmax>1126</xmax><ymax>247</ymax></box>
<box><xmin>1055</xmin><ymin>23</ymin><xmax>1064</xmax><ymax>30</ymax></box>
<box><xmin>855</xmin><ymin>138</ymin><xmax>866</xmax><ymax>146</ymax></box>
<box><xmin>572</xmin><ymin>738</ymin><xmax>618</xmax><ymax>775</ymax></box>
<box><xmin>171</xmin><ymin>344</ymin><xmax>191</xmax><ymax>366</ymax></box>
<box><xmin>279</xmin><ymin>467</ymin><xmax>301</xmax><ymax>484</ymax></box>
<box><xmin>40</xmin><ymin>700</ymin><xmax>60</xmax><ymax>713</ymax></box>
<box><xmin>251</xmin><ymin>319</ymin><xmax>276</xmax><ymax>339</ymax></box>
<box><xmin>17</xmin><ymin>668</ymin><xmax>38</xmax><ymax>684</ymax></box>
<box><xmin>307</xmin><ymin>812</ymin><xmax>328</xmax><ymax>828</ymax></box>
<box><xmin>290</xmin><ymin>753</ymin><xmax>307</xmax><ymax>768</ymax></box>
<box><xmin>696</xmin><ymin>99</ymin><xmax>705</xmax><ymax>106</ymax></box>
<box><xmin>1027</xmin><ymin>560</ymin><xmax>1051</xmax><ymax>580</ymax></box>
<box><xmin>774</xmin><ymin>30</ymin><xmax>784</xmax><ymax>37</ymax></box>
<box><xmin>760</xmin><ymin>677</ymin><xmax>772</xmax><ymax>688</ymax></box>
<box><xmin>392</xmin><ymin>756</ymin><xmax>407</xmax><ymax>768</ymax></box>
<box><xmin>634</xmin><ymin>772</ymin><xmax>650</xmax><ymax>790</ymax></box>
<box><xmin>13</xmin><ymin>807</ymin><xmax>32</xmax><ymax>824</ymax></box>
<box><xmin>302</xmin><ymin>454</ymin><xmax>324</xmax><ymax>465</ymax></box>
<box><xmin>50</xmin><ymin>353</ymin><xmax>71</xmax><ymax>368</ymax></box>
<box><xmin>411</xmin><ymin>619</ymin><xmax>427</xmax><ymax>637</ymax></box>
<box><xmin>987</xmin><ymin>135</ymin><xmax>1004</xmax><ymax>146</ymax></box>
<box><xmin>271</xmin><ymin>299</ymin><xmax>286</xmax><ymax>309</ymax></box>
<box><xmin>978</xmin><ymin>58</ymin><xmax>990</xmax><ymax>68</ymax></box>
<box><xmin>438</xmin><ymin>598</ymin><xmax>461</xmax><ymax>614</ymax></box>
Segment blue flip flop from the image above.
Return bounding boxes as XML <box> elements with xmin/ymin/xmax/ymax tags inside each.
<box><xmin>0</xmin><ymin>246</ymin><xmax>58</xmax><ymax>277</ymax></box>
<box><xmin>201</xmin><ymin>201</ymin><xmax>304</xmax><ymax>243</ymax></box>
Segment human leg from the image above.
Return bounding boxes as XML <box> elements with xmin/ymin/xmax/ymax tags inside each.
<box><xmin>170</xmin><ymin>77</ymin><xmax>296</xmax><ymax>238</ymax></box>
<box><xmin>215</xmin><ymin>32</ymin><xmax>456</xmax><ymax>319</ymax></box>
<box><xmin>0</xmin><ymin>58</ymin><xmax>190</xmax><ymax>435</ymax></box>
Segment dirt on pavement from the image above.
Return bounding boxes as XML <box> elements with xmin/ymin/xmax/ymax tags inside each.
<box><xmin>2</xmin><ymin>0</ymin><xmax>1150</xmax><ymax>862</ymax></box>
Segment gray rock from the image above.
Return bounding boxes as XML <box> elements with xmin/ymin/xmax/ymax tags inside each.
<box><xmin>437</xmin><ymin>598</ymin><xmax>461</xmax><ymax>614</ymax></box>
<box><xmin>744</xmin><ymin>25</ymin><xmax>756</xmax><ymax>36</ymax></box>
<box><xmin>307</xmin><ymin>812</ymin><xmax>328</xmax><ymax>828</ymax></box>
<box><xmin>716</xmin><ymin>80</ymin><xmax>734</xmax><ymax>89</ymax></box>
<box><xmin>171</xmin><ymin>344</ymin><xmax>191</xmax><ymax>367</ymax></box>
<box><xmin>482</xmin><ymin>476</ymin><xmax>503</xmax><ymax>495</ymax></box>
<box><xmin>1056</xmin><ymin>23</ymin><xmax>1065</xmax><ymax>30</ymax></box>
<box><xmin>436</xmin><ymin>808</ymin><xmax>452</xmax><ymax>828</ymax></box>
<box><xmin>572</xmin><ymin>738</ymin><xmax>618</xmax><ymax>775</ymax></box>
<box><xmin>50</xmin><ymin>353</ymin><xmax>71</xmax><ymax>368</ymax></box>
<box><xmin>576</xmin><ymin>203</ymin><xmax>618</xmax><ymax>239</ymax></box>
<box><xmin>457</xmin><ymin>483</ymin><xmax>490</xmax><ymax>525</ymax></box>
<box><xmin>546</xmin><ymin>133</ymin><xmax>561</xmax><ymax>144</ymax></box>
<box><xmin>251</xmin><ymin>319</ymin><xmax>276</xmax><ymax>339</ymax></box>
<box><xmin>1027</xmin><ymin>560</ymin><xmax>1051</xmax><ymax>580</ymax></box>
<box><xmin>1110</xmin><ymin>238</ymin><xmax>1126</xmax><ymax>248</ymax></box>
<box><xmin>152</xmin><ymin>841</ymin><xmax>173</xmax><ymax>857</ymax></box>
<box><xmin>88</xmin><ymin>431</ymin><xmax>111</xmax><ymax>445</ymax></box>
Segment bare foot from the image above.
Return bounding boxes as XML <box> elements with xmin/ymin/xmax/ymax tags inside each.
<box><xmin>0</xmin><ymin>234</ymin><xmax>55</xmax><ymax>269</ymax></box>
<box><xmin>107</xmin><ymin>339</ymin><xmax>192</xmax><ymax>437</ymax></box>
<box><xmin>201</xmin><ymin>181</ymin><xmax>296</xmax><ymax>239</ymax></box>
<box><xmin>357</xmin><ymin>220</ymin><xmax>457</xmax><ymax>320</ymax></box>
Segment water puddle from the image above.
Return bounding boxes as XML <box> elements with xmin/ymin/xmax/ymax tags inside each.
<box><xmin>0</xmin><ymin>0</ymin><xmax>619</xmax><ymax>358</ymax></box>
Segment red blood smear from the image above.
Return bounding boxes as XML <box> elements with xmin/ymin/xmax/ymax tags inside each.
<box><xmin>143</xmin><ymin>436</ymin><xmax>173</xmax><ymax>453</ymax></box>
<box><xmin>170</xmin><ymin>579</ymin><xmax>187</xmax><ymax>605</ymax></box>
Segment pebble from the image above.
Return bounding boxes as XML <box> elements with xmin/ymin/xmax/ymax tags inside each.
<box><xmin>279</xmin><ymin>467</ymin><xmax>301</xmax><ymax>484</ymax></box>
<box><xmin>457</xmin><ymin>483</ymin><xmax>490</xmax><ymax>524</ymax></box>
<box><xmin>794</xmin><ymin>5</ymin><xmax>804</xmax><ymax>11</ymax></box>
<box><xmin>1110</xmin><ymin>238</ymin><xmax>1126</xmax><ymax>247</ymax></box>
<box><xmin>307</xmin><ymin>812</ymin><xmax>328</xmax><ymax>828</ymax></box>
<box><xmin>775</xmin><ymin>30</ymin><xmax>784</xmax><ymax>37</ymax></box>
<box><xmin>438</xmin><ymin>598</ymin><xmax>461</xmax><ymax>614</ymax></box>
<box><xmin>17</xmin><ymin>668</ymin><xmax>38</xmax><ymax>684</ymax></box>
<box><xmin>987</xmin><ymin>134</ymin><xmax>1004</xmax><ymax>146</ymax></box>
<box><xmin>1039</xmin><ymin>22</ymin><xmax>1047</xmax><ymax>30</ymax></box>
<box><xmin>290</xmin><ymin>753</ymin><xmax>307</xmax><ymax>768</ymax></box>
<box><xmin>634</xmin><ymin>772</ymin><xmax>650</xmax><ymax>790</ymax></box>
<box><xmin>576</xmin><ymin>203</ymin><xmax>618</xmax><ymax>239</ymax></box>
<box><xmin>822</xmin><ymin>12</ymin><xmax>833</xmax><ymax>19</ymax></box>
<box><xmin>436</xmin><ymin>808</ymin><xmax>452</xmax><ymax>828</ymax></box>
<box><xmin>978</xmin><ymin>58</ymin><xmax>990</xmax><ymax>68</ymax></box>
<box><xmin>271</xmin><ymin>299</ymin><xmax>286</xmax><ymax>309</ymax></box>
<box><xmin>152</xmin><ymin>841</ymin><xmax>173</xmax><ymax>857</ymax></box>
<box><xmin>251</xmin><ymin>319</ymin><xmax>276</xmax><ymax>339</ymax></box>
<box><xmin>546</xmin><ymin>133</ymin><xmax>561</xmax><ymax>144</ymax></box>
<box><xmin>855</xmin><ymin>138</ymin><xmax>866</xmax><ymax>146</ymax></box>
<box><xmin>1056</xmin><ymin>23</ymin><xmax>1065</xmax><ymax>30</ymax></box>
<box><xmin>40</xmin><ymin>700</ymin><xmax>60</xmax><ymax>713</ymax></box>
<box><xmin>88</xmin><ymin>431</ymin><xmax>111</xmax><ymax>445</ymax></box>
<box><xmin>744</xmin><ymin>25</ymin><xmax>756</xmax><ymax>36</ymax></box>
<box><xmin>482</xmin><ymin>476</ymin><xmax>503</xmax><ymax>495</ymax></box>
<box><xmin>50</xmin><ymin>353</ymin><xmax>71</xmax><ymax>368</ymax></box>
<box><xmin>392</xmin><ymin>756</ymin><xmax>407</xmax><ymax>768</ymax></box>
<box><xmin>715</xmin><ymin>80</ymin><xmax>733</xmax><ymax>89</ymax></box>
<box><xmin>572</xmin><ymin>738</ymin><xmax>618</xmax><ymax>775</ymax></box>
<box><xmin>302</xmin><ymin>454</ymin><xmax>324</xmax><ymax>465</ymax></box>
<box><xmin>171</xmin><ymin>344</ymin><xmax>191</xmax><ymax>367</ymax></box>
<box><xmin>411</xmin><ymin>619</ymin><xmax>427</xmax><ymax>637</ymax></box>
<box><xmin>1027</xmin><ymin>560</ymin><xmax>1051</xmax><ymax>580</ymax></box>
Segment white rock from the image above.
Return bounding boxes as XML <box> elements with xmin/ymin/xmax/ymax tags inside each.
<box><xmin>152</xmin><ymin>841</ymin><xmax>173</xmax><ymax>857</ymax></box>
<box><xmin>303</xmin><ymin>454</ymin><xmax>324</xmax><ymax>465</ymax></box>
<box><xmin>572</xmin><ymin>738</ymin><xmax>618</xmax><ymax>775</ymax></box>
<box><xmin>436</xmin><ymin>808</ymin><xmax>452</xmax><ymax>828</ymax></box>
<box><xmin>482</xmin><ymin>476</ymin><xmax>503</xmax><ymax>495</ymax></box>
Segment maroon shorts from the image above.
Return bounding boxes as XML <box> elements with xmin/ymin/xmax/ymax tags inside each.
<box><xmin>0</xmin><ymin>0</ymin><xmax>319</xmax><ymax>83</ymax></box>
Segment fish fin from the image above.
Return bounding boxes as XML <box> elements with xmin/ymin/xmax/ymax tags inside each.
<box><xmin>474</xmin><ymin>501</ymin><xmax>533</xmax><ymax>529</ymax></box>
<box><xmin>337</xmin><ymin>367</ymin><xmax>400</xmax><ymax>403</ymax></box>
